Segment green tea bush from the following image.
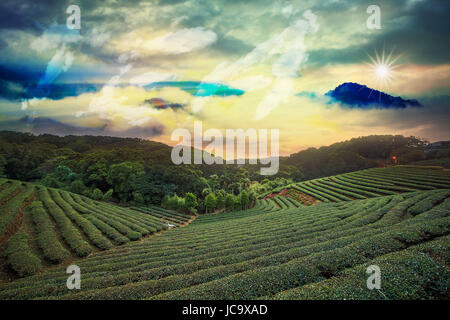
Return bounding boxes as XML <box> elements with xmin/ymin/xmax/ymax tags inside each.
<box><xmin>3</xmin><ymin>232</ymin><xmax>42</xmax><ymax>277</ymax></box>
<box><xmin>28</xmin><ymin>201</ymin><xmax>70</xmax><ymax>263</ymax></box>
<box><xmin>50</xmin><ymin>190</ymin><xmax>113</xmax><ymax>250</ymax></box>
<box><xmin>38</xmin><ymin>188</ymin><xmax>92</xmax><ymax>257</ymax></box>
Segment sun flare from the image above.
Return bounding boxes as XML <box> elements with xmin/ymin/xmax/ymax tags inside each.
<box><xmin>375</xmin><ymin>64</ymin><xmax>390</xmax><ymax>79</ymax></box>
<box><xmin>367</xmin><ymin>48</ymin><xmax>401</xmax><ymax>89</ymax></box>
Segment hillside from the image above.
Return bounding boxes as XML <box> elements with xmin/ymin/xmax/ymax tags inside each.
<box><xmin>0</xmin><ymin>179</ymin><xmax>192</xmax><ymax>279</ymax></box>
<box><xmin>263</xmin><ymin>166</ymin><xmax>450</xmax><ymax>202</ymax></box>
<box><xmin>1</xmin><ymin>131</ymin><xmax>447</xmax><ymax>213</ymax></box>
<box><xmin>0</xmin><ymin>166</ymin><xmax>448</xmax><ymax>299</ymax></box>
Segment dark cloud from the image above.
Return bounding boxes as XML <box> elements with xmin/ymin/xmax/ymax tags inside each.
<box><xmin>210</xmin><ymin>34</ymin><xmax>254</xmax><ymax>55</ymax></box>
<box><xmin>0</xmin><ymin>64</ymin><xmax>106</xmax><ymax>101</ymax></box>
<box><xmin>157</xmin><ymin>0</ymin><xmax>187</xmax><ymax>6</ymax></box>
<box><xmin>0</xmin><ymin>79</ymin><xmax>25</xmax><ymax>100</ymax></box>
<box><xmin>0</xmin><ymin>38</ymin><xmax>8</xmax><ymax>50</ymax></box>
<box><xmin>142</xmin><ymin>98</ymin><xmax>185</xmax><ymax>110</ymax></box>
<box><xmin>367</xmin><ymin>0</ymin><xmax>450</xmax><ymax>64</ymax></box>
<box><xmin>0</xmin><ymin>0</ymin><xmax>70</xmax><ymax>32</ymax></box>
<box><xmin>0</xmin><ymin>0</ymin><xmax>138</xmax><ymax>31</ymax></box>
<box><xmin>23</xmin><ymin>83</ymin><xmax>101</xmax><ymax>100</ymax></box>
<box><xmin>308</xmin><ymin>0</ymin><xmax>450</xmax><ymax>66</ymax></box>
<box><xmin>0</xmin><ymin>64</ymin><xmax>42</xmax><ymax>84</ymax></box>
<box><xmin>0</xmin><ymin>115</ymin><xmax>165</xmax><ymax>139</ymax></box>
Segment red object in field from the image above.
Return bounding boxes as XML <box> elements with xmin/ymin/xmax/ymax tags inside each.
<box><xmin>392</xmin><ymin>156</ymin><xmax>397</xmax><ymax>160</ymax></box>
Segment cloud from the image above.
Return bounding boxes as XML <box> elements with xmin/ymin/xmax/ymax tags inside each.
<box><xmin>24</xmin><ymin>83</ymin><xmax>102</xmax><ymax>100</ymax></box>
<box><xmin>86</xmin><ymin>28</ymin><xmax>111</xmax><ymax>48</ymax></box>
<box><xmin>209</xmin><ymin>34</ymin><xmax>255</xmax><ymax>56</ymax></box>
<box><xmin>0</xmin><ymin>79</ymin><xmax>25</xmax><ymax>101</ymax></box>
<box><xmin>306</xmin><ymin>0</ymin><xmax>450</xmax><ymax>67</ymax></box>
<box><xmin>1</xmin><ymin>115</ymin><xmax>165</xmax><ymax>139</ymax></box>
<box><xmin>0</xmin><ymin>64</ymin><xmax>42</xmax><ymax>85</ymax></box>
<box><xmin>142</xmin><ymin>97</ymin><xmax>185</xmax><ymax>110</ymax></box>
<box><xmin>187</xmin><ymin>9</ymin><xmax>319</xmax><ymax>116</ymax></box>
<box><xmin>0</xmin><ymin>0</ymin><xmax>448</xmax><ymax>154</ymax></box>
<box><xmin>129</xmin><ymin>71</ymin><xmax>177</xmax><ymax>86</ymax></box>
<box><xmin>0</xmin><ymin>0</ymin><xmax>67</xmax><ymax>32</ymax></box>
<box><xmin>0</xmin><ymin>76</ymin><xmax>102</xmax><ymax>101</ymax></box>
<box><xmin>30</xmin><ymin>23</ymin><xmax>82</xmax><ymax>53</ymax></box>
<box><xmin>142</xmin><ymin>27</ymin><xmax>217</xmax><ymax>55</ymax></box>
<box><xmin>144</xmin><ymin>81</ymin><xmax>244</xmax><ymax>97</ymax></box>
<box><xmin>37</xmin><ymin>45</ymin><xmax>74</xmax><ymax>86</ymax></box>
<box><xmin>229</xmin><ymin>76</ymin><xmax>272</xmax><ymax>91</ymax></box>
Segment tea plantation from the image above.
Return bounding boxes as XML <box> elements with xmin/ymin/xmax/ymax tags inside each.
<box><xmin>0</xmin><ymin>166</ymin><xmax>449</xmax><ymax>299</ymax></box>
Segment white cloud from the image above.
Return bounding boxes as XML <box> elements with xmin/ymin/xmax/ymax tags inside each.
<box><xmin>190</xmin><ymin>10</ymin><xmax>319</xmax><ymax>117</ymax></box>
<box><xmin>129</xmin><ymin>71</ymin><xmax>177</xmax><ymax>86</ymax></box>
<box><xmin>254</xmin><ymin>78</ymin><xmax>293</xmax><ymax>120</ymax></box>
<box><xmin>87</xmin><ymin>28</ymin><xmax>111</xmax><ymax>47</ymax></box>
<box><xmin>229</xmin><ymin>76</ymin><xmax>272</xmax><ymax>91</ymax></box>
<box><xmin>38</xmin><ymin>45</ymin><xmax>74</xmax><ymax>86</ymax></box>
<box><xmin>30</xmin><ymin>23</ymin><xmax>82</xmax><ymax>53</ymax></box>
<box><xmin>142</xmin><ymin>27</ymin><xmax>217</xmax><ymax>55</ymax></box>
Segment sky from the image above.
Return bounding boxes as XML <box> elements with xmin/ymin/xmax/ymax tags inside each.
<box><xmin>0</xmin><ymin>0</ymin><xmax>449</xmax><ymax>156</ymax></box>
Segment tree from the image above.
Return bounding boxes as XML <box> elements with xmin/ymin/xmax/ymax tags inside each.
<box><xmin>184</xmin><ymin>193</ymin><xmax>198</xmax><ymax>214</ymax></box>
<box><xmin>54</xmin><ymin>165</ymin><xmax>77</xmax><ymax>182</ymax></box>
<box><xmin>205</xmin><ymin>193</ymin><xmax>217</xmax><ymax>214</ymax></box>
<box><xmin>91</xmin><ymin>188</ymin><xmax>103</xmax><ymax>200</ymax></box>
<box><xmin>201</xmin><ymin>187</ymin><xmax>212</xmax><ymax>198</ymax></box>
<box><xmin>106</xmin><ymin>162</ymin><xmax>144</xmax><ymax>202</ymax></box>
<box><xmin>131</xmin><ymin>170</ymin><xmax>177</xmax><ymax>205</ymax></box>
<box><xmin>208</xmin><ymin>174</ymin><xmax>220</xmax><ymax>192</ymax></box>
<box><xmin>216</xmin><ymin>192</ymin><xmax>224</xmax><ymax>210</ymax></box>
<box><xmin>132</xmin><ymin>191</ymin><xmax>145</xmax><ymax>205</ymax></box>
<box><xmin>165</xmin><ymin>194</ymin><xmax>184</xmax><ymax>211</ymax></box>
<box><xmin>248</xmin><ymin>190</ymin><xmax>256</xmax><ymax>205</ymax></box>
<box><xmin>103</xmin><ymin>189</ymin><xmax>113</xmax><ymax>201</ymax></box>
<box><xmin>70</xmin><ymin>179</ymin><xmax>86</xmax><ymax>195</ymax></box>
<box><xmin>240</xmin><ymin>190</ymin><xmax>249</xmax><ymax>210</ymax></box>
<box><xmin>233</xmin><ymin>195</ymin><xmax>241</xmax><ymax>211</ymax></box>
<box><xmin>85</xmin><ymin>158</ymin><xmax>109</xmax><ymax>190</ymax></box>
<box><xmin>0</xmin><ymin>155</ymin><xmax>6</xmax><ymax>177</ymax></box>
<box><xmin>161</xmin><ymin>195</ymin><xmax>170</xmax><ymax>209</ymax></box>
<box><xmin>225</xmin><ymin>193</ymin><xmax>235</xmax><ymax>211</ymax></box>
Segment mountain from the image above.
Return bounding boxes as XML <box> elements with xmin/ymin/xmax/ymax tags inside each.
<box><xmin>325</xmin><ymin>82</ymin><xmax>422</xmax><ymax>109</ymax></box>
<box><xmin>0</xmin><ymin>116</ymin><xmax>164</xmax><ymax>139</ymax></box>
<box><xmin>283</xmin><ymin>135</ymin><xmax>429</xmax><ymax>179</ymax></box>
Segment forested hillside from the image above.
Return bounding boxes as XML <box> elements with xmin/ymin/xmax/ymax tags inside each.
<box><xmin>0</xmin><ymin>132</ymin><xmax>447</xmax><ymax>213</ymax></box>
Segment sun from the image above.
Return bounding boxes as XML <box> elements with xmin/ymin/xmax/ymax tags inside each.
<box><xmin>367</xmin><ymin>48</ymin><xmax>401</xmax><ymax>89</ymax></box>
<box><xmin>375</xmin><ymin>64</ymin><xmax>390</xmax><ymax>79</ymax></box>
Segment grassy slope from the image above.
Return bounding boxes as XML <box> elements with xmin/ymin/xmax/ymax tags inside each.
<box><xmin>0</xmin><ymin>166</ymin><xmax>449</xmax><ymax>299</ymax></box>
<box><xmin>0</xmin><ymin>181</ymin><xmax>172</xmax><ymax>280</ymax></box>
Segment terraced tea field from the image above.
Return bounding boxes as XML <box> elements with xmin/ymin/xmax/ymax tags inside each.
<box><xmin>0</xmin><ymin>166</ymin><xmax>449</xmax><ymax>299</ymax></box>
<box><xmin>131</xmin><ymin>206</ymin><xmax>192</xmax><ymax>226</ymax></box>
<box><xmin>0</xmin><ymin>180</ymin><xmax>173</xmax><ymax>278</ymax></box>
<box><xmin>264</xmin><ymin>166</ymin><xmax>450</xmax><ymax>204</ymax></box>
